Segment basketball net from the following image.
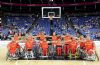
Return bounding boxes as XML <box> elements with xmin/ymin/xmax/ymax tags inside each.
<box><xmin>49</xmin><ymin>16</ymin><xmax>53</xmax><ymax>21</ymax></box>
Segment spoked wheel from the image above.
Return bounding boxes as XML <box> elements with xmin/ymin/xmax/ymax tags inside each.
<box><xmin>85</xmin><ymin>50</ymin><xmax>96</xmax><ymax>61</ymax></box>
<box><xmin>24</xmin><ymin>50</ymin><xmax>34</xmax><ymax>60</ymax></box>
<box><xmin>38</xmin><ymin>47</ymin><xmax>42</xmax><ymax>60</ymax></box>
<box><xmin>48</xmin><ymin>45</ymin><xmax>55</xmax><ymax>59</ymax></box>
<box><xmin>6</xmin><ymin>52</ymin><xmax>9</xmax><ymax>61</ymax></box>
<box><xmin>19</xmin><ymin>47</ymin><xmax>25</xmax><ymax>59</ymax></box>
<box><xmin>68</xmin><ymin>49</ymin><xmax>79</xmax><ymax>60</ymax></box>
<box><xmin>6</xmin><ymin>50</ymin><xmax>19</xmax><ymax>61</ymax></box>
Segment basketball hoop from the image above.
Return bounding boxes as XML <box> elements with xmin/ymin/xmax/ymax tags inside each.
<box><xmin>42</xmin><ymin>7</ymin><xmax>61</xmax><ymax>18</ymax></box>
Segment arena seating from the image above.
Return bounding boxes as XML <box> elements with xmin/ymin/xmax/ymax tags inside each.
<box><xmin>6</xmin><ymin>16</ymin><xmax>33</xmax><ymax>29</ymax></box>
<box><xmin>31</xmin><ymin>18</ymin><xmax>50</xmax><ymax>35</ymax></box>
<box><xmin>70</xmin><ymin>16</ymin><xmax>100</xmax><ymax>39</ymax></box>
<box><xmin>0</xmin><ymin>15</ymin><xmax>100</xmax><ymax>40</ymax></box>
<box><xmin>53</xmin><ymin>18</ymin><xmax>76</xmax><ymax>35</ymax></box>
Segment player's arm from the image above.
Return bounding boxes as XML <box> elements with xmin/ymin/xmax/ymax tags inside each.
<box><xmin>7</xmin><ymin>43</ymin><xmax>10</xmax><ymax>51</ymax></box>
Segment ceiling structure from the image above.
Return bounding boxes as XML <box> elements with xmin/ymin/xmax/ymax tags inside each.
<box><xmin>0</xmin><ymin>0</ymin><xmax>100</xmax><ymax>14</ymax></box>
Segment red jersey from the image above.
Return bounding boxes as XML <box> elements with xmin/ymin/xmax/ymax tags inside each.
<box><xmin>52</xmin><ymin>35</ymin><xmax>58</xmax><ymax>46</ymax></box>
<box><xmin>25</xmin><ymin>40</ymin><xmax>33</xmax><ymax>50</ymax></box>
<box><xmin>64</xmin><ymin>35</ymin><xmax>71</xmax><ymax>44</ymax></box>
<box><xmin>7</xmin><ymin>41</ymin><xmax>20</xmax><ymax>54</ymax></box>
<box><xmin>69</xmin><ymin>39</ymin><xmax>77</xmax><ymax>54</ymax></box>
<box><xmin>84</xmin><ymin>40</ymin><xmax>94</xmax><ymax>51</ymax></box>
<box><xmin>40</xmin><ymin>41</ymin><xmax>48</xmax><ymax>49</ymax></box>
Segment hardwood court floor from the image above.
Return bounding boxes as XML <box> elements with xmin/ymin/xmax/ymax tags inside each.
<box><xmin>0</xmin><ymin>46</ymin><xmax>100</xmax><ymax>65</ymax></box>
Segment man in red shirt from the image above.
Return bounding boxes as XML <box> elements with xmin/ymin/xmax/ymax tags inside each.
<box><xmin>84</xmin><ymin>37</ymin><xmax>95</xmax><ymax>55</ymax></box>
<box><xmin>63</xmin><ymin>33</ymin><xmax>72</xmax><ymax>55</ymax></box>
<box><xmin>39</xmin><ymin>32</ymin><xmax>46</xmax><ymax>41</ymax></box>
<box><xmin>24</xmin><ymin>35</ymin><xmax>34</xmax><ymax>51</ymax></box>
<box><xmin>69</xmin><ymin>37</ymin><xmax>78</xmax><ymax>54</ymax></box>
<box><xmin>56</xmin><ymin>37</ymin><xmax>62</xmax><ymax>56</ymax></box>
<box><xmin>7</xmin><ymin>39</ymin><xmax>20</xmax><ymax>56</ymax></box>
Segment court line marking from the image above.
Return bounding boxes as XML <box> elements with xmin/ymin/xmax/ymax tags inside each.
<box><xmin>83</xmin><ymin>61</ymin><xmax>86</xmax><ymax>65</ymax></box>
<box><xmin>16</xmin><ymin>60</ymin><xmax>18</xmax><ymax>65</ymax></box>
<box><xmin>4</xmin><ymin>59</ymin><xmax>9</xmax><ymax>65</ymax></box>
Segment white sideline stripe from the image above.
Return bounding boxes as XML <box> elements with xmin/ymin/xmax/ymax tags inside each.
<box><xmin>16</xmin><ymin>60</ymin><xmax>18</xmax><ymax>65</ymax></box>
<box><xmin>83</xmin><ymin>61</ymin><xmax>86</xmax><ymax>65</ymax></box>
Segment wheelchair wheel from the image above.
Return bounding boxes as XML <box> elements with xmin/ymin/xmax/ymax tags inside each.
<box><xmin>68</xmin><ymin>49</ymin><xmax>79</xmax><ymax>60</ymax></box>
<box><xmin>6</xmin><ymin>51</ymin><xmax>10</xmax><ymax>61</ymax></box>
<box><xmin>48</xmin><ymin>45</ymin><xmax>54</xmax><ymax>59</ymax></box>
<box><xmin>38</xmin><ymin>47</ymin><xmax>42</xmax><ymax>60</ymax></box>
<box><xmin>85</xmin><ymin>50</ymin><xmax>96</xmax><ymax>61</ymax></box>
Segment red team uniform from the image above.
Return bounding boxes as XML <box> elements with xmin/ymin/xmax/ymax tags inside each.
<box><xmin>7</xmin><ymin>41</ymin><xmax>20</xmax><ymax>54</ymax></box>
<box><xmin>25</xmin><ymin>39</ymin><xmax>33</xmax><ymax>50</ymax></box>
<box><xmin>84</xmin><ymin>39</ymin><xmax>94</xmax><ymax>54</ymax></box>
<box><xmin>7</xmin><ymin>34</ymin><xmax>20</xmax><ymax>55</ymax></box>
<box><xmin>25</xmin><ymin>34</ymin><xmax>34</xmax><ymax>51</ymax></box>
<box><xmin>69</xmin><ymin>38</ymin><xmax>78</xmax><ymax>54</ymax></box>
<box><xmin>64</xmin><ymin>35</ymin><xmax>72</xmax><ymax>55</ymax></box>
<box><xmin>40</xmin><ymin>40</ymin><xmax>48</xmax><ymax>56</ymax></box>
<box><xmin>56</xmin><ymin>38</ymin><xmax>62</xmax><ymax>56</ymax></box>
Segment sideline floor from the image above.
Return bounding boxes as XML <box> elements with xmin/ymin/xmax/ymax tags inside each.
<box><xmin>0</xmin><ymin>46</ymin><xmax>100</xmax><ymax>65</ymax></box>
